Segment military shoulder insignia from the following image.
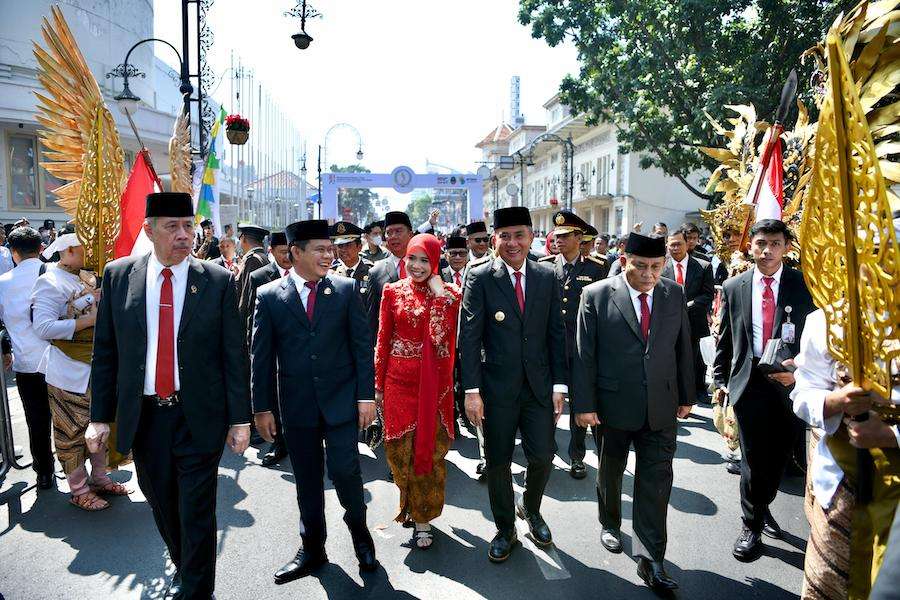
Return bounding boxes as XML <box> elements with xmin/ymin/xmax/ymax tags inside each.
<box><xmin>586</xmin><ymin>255</ymin><xmax>608</xmax><ymax>266</ymax></box>
<box><xmin>538</xmin><ymin>255</ymin><xmax>555</xmax><ymax>262</ymax></box>
<box><xmin>468</xmin><ymin>256</ymin><xmax>491</xmax><ymax>269</ymax></box>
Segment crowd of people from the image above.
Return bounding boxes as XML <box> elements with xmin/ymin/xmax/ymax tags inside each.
<box><xmin>0</xmin><ymin>195</ymin><xmax>897</xmax><ymax>600</ymax></box>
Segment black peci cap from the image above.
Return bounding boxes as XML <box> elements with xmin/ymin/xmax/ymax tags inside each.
<box><xmin>146</xmin><ymin>192</ymin><xmax>194</xmax><ymax>218</ymax></box>
<box><xmin>384</xmin><ymin>211</ymin><xmax>412</xmax><ymax>230</ymax></box>
<box><xmin>199</xmin><ymin>218</ymin><xmax>213</xmax><ymax>228</ymax></box>
<box><xmin>270</xmin><ymin>232</ymin><xmax>287</xmax><ymax>247</ymax></box>
<box><xmin>493</xmin><ymin>206</ymin><xmax>532</xmax><ymax>230</ymax></box>
<box><xmin>285</xmin><ymin>220</ymin><xmax>330</xmax><ymax>245</ymax></box>
<box><xmin>625</xmin><ymin>232</ymin><xmax>666</xmax><ymax>258</ymax></box>
<box><xmin>466</xmin><ymin>221</ymin><xmax>488</xmax><ymax>236</ymax></box>
<box><xmin>446</xmin><ymin>236</ymin><xmax>467</xmax><ymax>250</ymax></box>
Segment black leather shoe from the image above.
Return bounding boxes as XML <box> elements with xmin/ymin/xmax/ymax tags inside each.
<box><xmin>600</xmin><ymin>528</ymin><xmax>623</xmax><ymax>553</ymax></box>
<box><xmin>637</xmin><ymin>558</ymin><xmax>679</xmax><ymax>593</ymax></box>
<box><xmin>36</xmin><ymin>473</ymin><xmax>54</xmax><ymax>490</ymax></box>
<box><xmin>261</xmin><ymin>442</ymin><xmax>288</xmax><ymax>467</ymax></box>
<box><xmin>351</xmin><ymin>530</ymin><xmax>378</xmax><ymax>572</ymax></box>
<box><xmin>762</xmin><ymin>511</ymin><xmax>783</xmax><ymax>539</ymax></box>
<box><xmin>488</xmin><ymin>530</ymin><xmax>518</xmax><ymax>563</ymax></box>
<box><xmin>732</xmin><ymin>525</ymin><xmax>763</xmax><ymax>562</ymax></box>
<box><xmin>725</xmin><ymin>461</ymin><xmax>741</xmax><ymax>475</ymax></box>
<box><xmin>164</xmin><ymin>573</ymin><xmax>181</xmax><ymax>599</ymax></box>
<box><xmin>516</xmin><ymin>502</ymin><xmax>552</xmax><ymax>547</ymax></box>
<box><xmin>274</xmin><ymin>548</ymin><xmax>327</xmax><ymax>584</ymax></box>
<box><xmin>569</xmin><ymin>460</ymin><xmax>587</xmax><ymax>479</ymax></box>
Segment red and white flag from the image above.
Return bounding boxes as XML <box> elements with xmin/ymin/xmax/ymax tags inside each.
<box><xmin>114</xmin><ymin>150</ymin><xmax>160</xmax><ymax>258</ymax></box>
<box><xmin>744</xmin><ymin>132</ymin><xmax>784</xmax><ymax>222</ymax></box>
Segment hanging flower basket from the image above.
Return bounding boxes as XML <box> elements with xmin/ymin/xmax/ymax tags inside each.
<box><xmin>225</xmin><ymin>114</ymin><xmax>250</xmax><ymax>145</ymax></box>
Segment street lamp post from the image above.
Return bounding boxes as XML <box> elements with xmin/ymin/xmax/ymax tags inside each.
<box><xmin>525</xmin><ymin>133</ymin><xmax>575</xmax><ymax>210</ymax></box>
<box><xmin>317</xmin><ymin>123</ymin><xmax>364</xmax><ymax>220</ymax></box>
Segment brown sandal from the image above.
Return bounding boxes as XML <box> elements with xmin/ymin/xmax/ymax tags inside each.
<box><xmin>90</xmin><ymin>480</ymin><xmax>131</xmax><ymax>496</ymax></box>
<box><xmin>69</xmin><ymin>491</ymin><xmax>109</xmax><ymax>511</ymax></box>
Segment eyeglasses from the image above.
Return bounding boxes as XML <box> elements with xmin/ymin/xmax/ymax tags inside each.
<box><xmin>470</xmin><ymin>236</ymin><xmax>489</xmax><ymax>244</ymax></box>
<box><xmin>448</xmin><ymin>250</ymin><xmax>467</xmax><ymax>258</ymax></box>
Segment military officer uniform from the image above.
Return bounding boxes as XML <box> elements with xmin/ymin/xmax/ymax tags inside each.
<box><xmin>539</xmin><ymin>211</ymin><xmax>608</xmax><ymax>478</ymax></box>
<box><xmin>236</xmin><ymin>224</ymin><xmax>271</xmax><ymax>339</ymax></box>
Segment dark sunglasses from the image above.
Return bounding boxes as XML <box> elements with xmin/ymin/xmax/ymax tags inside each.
<box><xmin>448</xmin><ymin>250</ymin><xmax>467</xmax><ymax>257</ymax></box>
<box><xmin>471</xmin><ymin>236</ymin><xmax>489</xmax><ymax>243</ymax></box>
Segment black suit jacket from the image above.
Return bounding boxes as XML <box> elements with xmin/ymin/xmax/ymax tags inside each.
<box><xmin>363</xmin><ymin>256</ymin><xmax>400</xmax><ymax>341</ymax></box>
<box><xmin>572</xmin><ymin>275</ymin><xmax>695</xmax><ymax>431</ymax></box>
<box><xmin>661</xmin><ymin>256</ymin><xmax>714</xmax><ymax>339</ymax></box>
<box><xmin>237</xmin><ymin>248</ymin><xmax>270</xmax><ymax>336</ymax></box>
<box><xmin>251</xmin><ymin>274</ymin><xmax>374</xmax><ymax>427</ymax></box>
<box><xmin>90</xmin><ymin>255</ymin><xmax>250</xmax><ymax>454</ymax></box>
<box><xmin>712</xmin><ymin>266</ymin><xmax>815</xmax><ymax>404</ymax></box>
<box><xmin>459</xmin><ymin>257</ymin><xmax>567</xmax><ymax>406</ymax></box>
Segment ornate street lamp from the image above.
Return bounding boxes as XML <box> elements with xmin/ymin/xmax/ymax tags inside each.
<box><xmin>285</xmin><ymin>1</ymin><xmax>321</xmax><ymax>50</ymax></box>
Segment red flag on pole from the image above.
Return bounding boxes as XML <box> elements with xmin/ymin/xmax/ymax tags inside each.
<box><xmin>744</xmin><ymin>131</ymin><xmax>784</xmax><ymax>222</ymax></box>
<box><xmin>115</xmin><ymin>150</ymin><xmax>161</xmax><ymax>258</ymax></box>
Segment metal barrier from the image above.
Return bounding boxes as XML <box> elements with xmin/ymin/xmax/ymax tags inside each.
<box><xmin>0</xmin><ymin>330</ymin><xmax>32</xmax><ymax>480</ymax></box>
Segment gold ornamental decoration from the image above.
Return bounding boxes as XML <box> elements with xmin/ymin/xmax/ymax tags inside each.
<box><xmin>168</xmin><ymin>113</ymin><xmax>192</xmax><ymax>194</ymax></box>
<box><xmin>801</xmin><ymin>27</ymin><xmax>900</xmax><ymax>398</ymax></box>
<box><xmin>32</xmin><ymin>6</ymin><xmax>125</xmax><ymax>274</ymax></box>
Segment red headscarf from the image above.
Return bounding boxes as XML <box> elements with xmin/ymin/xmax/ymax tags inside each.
<box><xmin>405</xmin><ymin>233</ymin><xmax>444</xmax><ymax>474</ymax></box>
<box><xmin>545</xmin><ymin>231</ymin><xmax>557</xmax><ymax>255</ymax></box>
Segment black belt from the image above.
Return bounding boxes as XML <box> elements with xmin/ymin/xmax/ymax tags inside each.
<box><xmin>143</xmin><ymin>392</ymin><xmax>181</xmax><ymax>407</ymax></box>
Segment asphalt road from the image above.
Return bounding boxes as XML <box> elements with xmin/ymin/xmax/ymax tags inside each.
<box><xmin>0</xmin><ymin>379</ymin><xmax>808</xmax><ymax>600</ymax></box>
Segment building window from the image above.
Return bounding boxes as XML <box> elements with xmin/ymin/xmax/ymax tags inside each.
<box><xmin>7</xmin><ymin>133</ymin><xmax>64</xmax><ymax>211</ymax></box>
<box><xmin>597</xmin><ymin>155</ymin><xmax>613</xmax><ymax>196</ymax></box>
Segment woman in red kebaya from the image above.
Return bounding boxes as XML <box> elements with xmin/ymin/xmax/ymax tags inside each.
<box><xmin>374</xmin><ymin>233</ymin><xmax>461</xmax><ymax>550</ymax></box>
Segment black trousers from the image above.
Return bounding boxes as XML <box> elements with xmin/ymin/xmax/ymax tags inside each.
<box><xmin>282</xmin><ymin>418</ymin><xmax>367</xmax><ymax>552</ymax></box>
<box><xmin>132</xmin><ymin>403</ymin><xmax>223</xmax><ymax>600</ymax></box>
<box><xmin>692</xmin><ymin>337</ymin><xmax>708</xmax><ymax>396</ymax></box>
<box><xmin>483</xmin><ymin>382</ymin><xmax>556</xmax><ymax>535</ymax></box>
<box><xmin>596</xmin><ymin>421</ymin><xmax>677</xmax><ymax>562</ymax></box>
<box><xmin>15</xmin><ymin>371</ymin><xmax>54</xmax><ymax>476</ymax></box>
<box><xmin>733</xmin><ymin>365</ymin><xmax>796</xmax><ymax>530</ymax></box>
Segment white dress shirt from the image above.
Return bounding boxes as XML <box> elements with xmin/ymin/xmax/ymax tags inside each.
<box><xmin>0</xmin><ymin>247</ymin><xmax>14</xmax><ymax>276</ymax></box>
<box><xmin>341</xmin><ymin>258</ymin><xmax>362</xmax><ymax>276</ymax></box>
<box><xmin>31</xmin><ymin>266</ymin><xmax>91</xmax><ymax>394</ymax></box>
<box><xmin>751</xmin><ymin>265</ymin><xmax>783</xmax><ymax>357</ymax></box>
<box><xmin>0</xmin><ymin>258</ymin><xmax>50</xmax><ymax>373</ymax></box>
<box><xmin>791</xmin><ymin>309</ymin><xmax>900</xmax><ymax>509</ymax></box>
<box><xmin>466</xmin><ymin>260</ymin><xmax>567</xmax><ymax>395</ymax></box>
<box><xmin>622</xmin><ymin>273</ymin><xmax>654</xmax><ymax>323</ymax></box>
<box><xmin>143</xmin><ymin>253</ymin><xmax>189</xmax><ymax>395</ymax></box>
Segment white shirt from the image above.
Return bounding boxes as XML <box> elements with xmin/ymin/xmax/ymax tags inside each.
<box><xmin>791</xmin><ymin>309</ymin><xmax>900</xmax><ymax>509</ymax></box>
<box><xmin>341</xmin><ymin>258</ymin><xmax>362</xmax><ymax>276</ymax></box>
<box><xmin>143</xmin><ymin>254</ymin><xmax>189</xmax><ymax>395</ymax></box>
<box><xmin>466</xmin><ymin>260</ymin><xmax>567</xmax><ymax>395</ymax></box>
<box><xmin>31</xmin><ymin>266</ymin><xmax>91</xmax><ymax>394</ymax></box>
<box><xmin>751</xmin><ymin>265</ymin><xmax>783</xmax><ymax>357</ymax></box>
<box><xmin>0</xmin><ymin>258</ymin><xmax>50</xmax><ymax>373</ymax></box>
<box><xmin>0</xmin><ymin>247</ymin><xmax>14</xmax><ymax>276</ymax></box>
<box><xmin>288</xmin><ymin>268</ymin><xmax>318</xmax><ymax>311</ymax></box>
<box><xmin>622</xmin><ymin>273</ymin><xmax>654</xmax><ymax>324</ymax></box>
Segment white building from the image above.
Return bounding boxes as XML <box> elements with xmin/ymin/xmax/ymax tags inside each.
<box><xmin>0</xmin><ymin>0</ymin><xmax>192</xmax><ymax>226</ymax></box>
<box><xmin>478</xmin><ymin>93</ymin><xmax>706</xmax><ymax>235</ymax></box>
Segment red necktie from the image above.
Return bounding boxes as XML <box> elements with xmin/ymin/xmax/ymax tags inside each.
<box><xmin>454</xmin><ymin>272</ymin><xmax>461</xmax><ymax>287</ymax></box>
<box><xmin>639</xmin><ymin>292</ymin><xmax>651</xmax><ymax>342</ymax></box>
<box><xmin>762</xmin><ymin>276</ymin><xmax>775</xmax><ymax>346</ymax></box>
<box><xmin>305</xmin><ymin>281</ymin><xmax>317</xmax><ymax>320</ymax></box>
<box><xmin>514</xmin><ymin>271</ymin><xmax>525</xmax><ymax>314</ymax></box>
<box><xmin>399</xmin><ymin>259</ymin><xmax>406</xmax><ymax>279</ymax></box>
<box><xmin>155</xmin><ymin>268</ymin><xmax>175</xmax><ymax>399</ymax></box>
<box><xmin>675</xmin><ymin>262</ymin><xmax>685</xmax><ymax>286</ymax></box>
<box><xmin>283</xmin><ymin>269</ymin><xmax>290</xmax><ymax>277</ymax></box>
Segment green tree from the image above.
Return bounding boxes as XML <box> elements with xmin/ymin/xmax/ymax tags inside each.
<box><xmin>405</xmin><ymin>191</ymin><xmax>434</xmax><ymax>227</ymax></box>
<box><xmin>331</xmin><ymin>164</ymin><xmax>381</xmax><ymax>224</ymax></box>
<box><xmin>518</xmin><ymin>0</ymin><xmax>854</xmax><ymax>199</ymax></box>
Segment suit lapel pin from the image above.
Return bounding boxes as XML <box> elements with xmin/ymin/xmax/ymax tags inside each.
<box><xmin>495</xmin><ymin>310</ymin><xmax>505</xmax><ymax>322</ymax></box>
<box><xmin>323</xmin><ymin>287</ymin><xmax>333</xmax><ymax>296</ymax></box>
<box><xmin>190</xmin><ymin>284</ymin><xmax>198</xmax><ymax>294</ymax></box>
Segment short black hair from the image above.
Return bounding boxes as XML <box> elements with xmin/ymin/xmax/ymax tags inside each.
<box><xmin>750</xmin><ymin>218</ymin><xmax>792</xmax><ymax>241</ymax></box>
<box><xmin>290</xmin><ymin>239</ymin><xmax>311</xmax><ymax>252</ymax></box>
<box><xmin>654</xmin><ymin>222</ymin><xmax>667</xmax><ymax>229</ymax></box>
<box><xmin>7</xmin><ymin>226</ymin><xmax>42</xmax><ymax>255</ymax></box>
<box><xmin>681</xmin><ymin>222</ymin><xmax>701</xmax><ymax>235</ymax></box>
<box><xmin>667</xmin><ymin>228</ymin><xmax>688</xmax><ymax>242</ymax></box>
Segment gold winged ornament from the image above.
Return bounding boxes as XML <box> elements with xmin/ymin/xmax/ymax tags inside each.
<box><xmin>32</xmin><ymin>6</ymin><xmax>125</xmax><ymax>275</ymax></box>
<box><xmin>169</xmin><ymin>113</ymin><xmax>192</xmax><ymax>194</ymax></box>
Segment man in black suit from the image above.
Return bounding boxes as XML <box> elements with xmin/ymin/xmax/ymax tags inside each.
<box><xmin>441</xmin><ymin>235</ymin><xmax>469</xmax><ymax>287</ymax></box>
<box><xmin>460</xmin><ymin>206</ymin><xmax>567</xmax><ymax>563</ymax></box>
<box><xmin>237</xmin><ymin>223</ymin><xmax>270</xmax><ymax>336</ymax></box>
<box><xmin>87</xmin><ymin>192</ymin><xmax>250</xmax><ymax>599</ymax></box>
<box><xmin>466</xmin><ymin>220</ymin><xmax>491</xmax><ymax>262</ymax></box>
<box><xmin>662</xmin><ymin>228</ymin><xmax>715</xmax><ymax>403</ymax></box>
<box><xmin>573</xmin><ymin>232</ymin><xmax>695</xmax><ymax>594</ymax></box>
<box><xmin>681</xmin><ymin>221</ymin><xmax>711</xmax><ymax>262</ymax></box>
<box><xmin>211</xmin><ymin>236</ymin><xmax>239</xmax><ymax>273</ymax></box>
<box><xmin>713</xmin><ymin>219</ymin><xmax>815</xmax><ymax>562</ymax></box>
<box><xmin>538</xmin><ymin>211</ymin><xmax>608</xmax><ymax>479</ymax></box>
<box><xmin>362</xmin><ymin>211</ymin><xmax>414</xmax><ymax>340</ymax></box>
<box><xmin>246</xmin><ymin>231</ymin><xmax>292</xmax><ymax>467</ymax></box>
<box><xmin>252</xmin><ymin>219</ymin><xmax>377</xmax><ymax>583</ymax></box>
